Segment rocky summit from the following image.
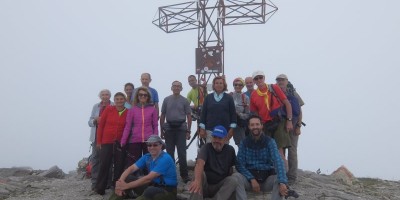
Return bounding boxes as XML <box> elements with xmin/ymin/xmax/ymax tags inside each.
<box><xmin>1</xmin><ymin>165</ymin><xmax>399</xmax><ymax>200</ymax></box>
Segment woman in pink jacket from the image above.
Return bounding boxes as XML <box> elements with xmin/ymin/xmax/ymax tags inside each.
<box><xmin>121</xmin><ymin>87</ymin><xmax>159</xmax><ymax>169</ymax></box>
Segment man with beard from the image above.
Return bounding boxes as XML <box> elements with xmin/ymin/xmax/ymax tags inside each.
<box><xmin>234</xmin><ymin>115</ymin><xmax>292</xmax><ymax>200</ymax></box>
<box><xmin>188</xmin><ymin>125</ymin><xmax>239</xmax><ymax>200</ymax></box>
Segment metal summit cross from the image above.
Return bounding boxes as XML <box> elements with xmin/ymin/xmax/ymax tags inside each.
<box><xmin>153</xmin><ymin>0</ymin><xmax>277</xmax><ymax>84</ymax></box>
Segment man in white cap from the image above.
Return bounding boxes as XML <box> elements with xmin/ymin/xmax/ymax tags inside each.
<box><xmin>249</xmin><ymin>70</ymin><xmax>293</xmax><ymax>171</ymax></box>
<box><xmin>189</xmin><ymin>125</ymin><xmax>239</xmax><ymax>200</ymax></box>
<box><xmin>113</xmin><ymin>135</ymin><xmax>177</xmax><ymax>200</ymax></box>
<box><xmin>276</xmin><ymin>74</ymin><xmax>305</xmax><ymax>185</ymax></box>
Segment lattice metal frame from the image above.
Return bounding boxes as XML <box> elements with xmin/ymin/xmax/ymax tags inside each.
<box><xmin>153</xmin><ymin>0</ymin><xmax>277</xmax><ymax>79</ymax></box>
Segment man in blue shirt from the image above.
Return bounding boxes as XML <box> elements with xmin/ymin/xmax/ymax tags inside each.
<box><xmin>113</xmin><ymin>135</ymin><xmax>177</xmax><ymax>200</ymax></box>
<box><xmin>132</xmin><ymin>73</ymin><xmax>160</xmax><ymax>115</ymax></box>
<box><xmin>234</xmin><ymin>115</ymin><xmax>291</xmax><ymax>200</ymax></box>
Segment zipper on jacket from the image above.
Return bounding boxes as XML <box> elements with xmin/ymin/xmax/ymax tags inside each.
<box><xmin>141</xmin><ymin>104</ymin><xmax>145</xmax><ymax>142</ymax></box>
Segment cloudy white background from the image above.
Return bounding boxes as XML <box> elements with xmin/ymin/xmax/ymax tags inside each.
<box><xmin>1</xmin><ymin>0</ymin><xmax>399</xmax><ymax>181</ymax></box>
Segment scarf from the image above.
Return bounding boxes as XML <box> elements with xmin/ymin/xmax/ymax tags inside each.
<box><xmin>256</xmin><ymin>86</ymin><xmax>270</xmax><ymax>111</ymax></box>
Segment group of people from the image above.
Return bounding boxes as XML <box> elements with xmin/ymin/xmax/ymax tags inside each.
<box><xmin>87</xmin><ymin>70</ymin><xmax>304</xmax><ymax>200</ymax></box>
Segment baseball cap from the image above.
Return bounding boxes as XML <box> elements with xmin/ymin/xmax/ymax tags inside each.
<box><xmin>276</xmin><ymin>74</ymin><xmax>288</xmax><ymax>80</ymax></box>
<box><xmin>211</xmin><ymin>125</ymin><xmax>227</xmax><ymax>138</ymax></box>
<box><xmin>252</xmin><ymin>70</ymin><xmax>265</xmax><ymax>80</ymax></box>
<box><xmin>146</xmin><ymin>135</ymin><xmax>166</xmax><ymax>148</ymax></box>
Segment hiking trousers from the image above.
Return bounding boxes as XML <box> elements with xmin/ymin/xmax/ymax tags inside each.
<box><xmin>234</xmin><ymin>173</ymin><xmax>283</xmax><ymax>200</ymax></box>
<box><xmin>95</xmin><ymin>143</ymin><xmax>124</xmax><ymax>193</ymax></box>
<box><xmin>90</xmin><ymin>142</ymin><xmax>99</xmax><ymax>189</ymax></box>
<box><xmin>287</xmin><ymin>117</ymin><xmax>299</xmax><ymax>181</ymax></box>
<box><xmin>189</xmin><ymin>172</ymin><xmax>238</xmax><ymax>200</ymax></box>
<box><xmin>164</xmin><ymin>128</ymin><xmax>188</xmax><ymax>178</ymax></box>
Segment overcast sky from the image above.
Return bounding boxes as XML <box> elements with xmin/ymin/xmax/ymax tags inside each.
<box><xmin>1</xmin><ymin>0</ymin><xmax>399</xmax><ymax>181</ymax></box>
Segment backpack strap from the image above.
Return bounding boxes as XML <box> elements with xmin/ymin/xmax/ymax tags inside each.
<box><xmin>268</xmin><ymin>84</ymin><xmax>283</xmax><ymax>105</ymax></box>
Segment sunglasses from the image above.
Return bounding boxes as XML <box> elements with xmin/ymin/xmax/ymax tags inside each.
<box><xmin>147</xmin><ymin>143</ymin><xmax>160</xmax><ymax>147</ymax></box>
<box><xmin>234</xmin><ymin>84</ymin><xmax>243</xmax><ymax>87</ymax></box>
<box><xmin>253</xmin><ymin>76</ymin><xmax>264</xmax><ymax>81</ymax></box>
<box><xmin>138</xmin><ymin>93</ymin><xmax>148</xmax><ymax>97</ymax></box>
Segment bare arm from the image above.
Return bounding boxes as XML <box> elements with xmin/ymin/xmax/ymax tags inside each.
<box><xmin>119</xmin><ymin>164</ymin><xmax>139</xmax><ymax>182</ymax></box>
<box><xmin>117</xmin><ymin>171</ymin><xmax>159</xmax><ymax>191</ymax></box>
<box><xmin>160</xmin><ymin>113</ymin><xmax>166</xmax><ymax>139</ymax></box>
<box><xmin>189</xmin><ymin>159</ymin><xmax>205</xmax><ymax>194</ymax></box>
<box><xmin>282</xmin><ymin>99</ymin><xmax>293</xmax><ymax>132</ymax></box>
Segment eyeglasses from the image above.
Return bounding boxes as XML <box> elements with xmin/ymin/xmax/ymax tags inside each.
<box><xmin>147</xmin><ymin>143</ymin><xmax>160</xmax><ymax>148</ymax></box>
<box><xmin>234</xmin><ymin>84</ymin><xmax>243</xmax><ymax>87</ymax></box>
<box><xmin>276</xmin><ymin>78</ymin><xmax>286</xmax><ymax>82</ymax></box>
<box><xmin>253</xmin><ymin>76</ymin><xmax>264</xmax><ymax>81</ymax></box>
<box><xmin>138</xmin><ymin>93</ymin><xmax>148</xmax><ymax>97</ymax></box>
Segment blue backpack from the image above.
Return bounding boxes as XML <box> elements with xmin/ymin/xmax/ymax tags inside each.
<box><xmin>269</xmin><ymin>83</ymin><xmax>301</xmax><ymax>118</ymax></box>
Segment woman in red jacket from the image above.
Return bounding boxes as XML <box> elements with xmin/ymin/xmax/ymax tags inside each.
<box><xmin>94</xmin><ymin>92</ymin><xmax>128</xmax><ymax>195</ymax></box>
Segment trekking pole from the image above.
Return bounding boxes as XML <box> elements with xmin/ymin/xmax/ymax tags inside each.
<box><xmin>186</xmin><ymin>130</ymin><xmax>199</xmax><ymax>149</ymax></box>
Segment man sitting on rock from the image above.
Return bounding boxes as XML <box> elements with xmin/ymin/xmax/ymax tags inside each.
<box><xmin>234</xmin><ymin>115</ymin><xmax>294</xmax><ymax>200</ymax></box>
<box><xmin>111</xmin><ymin>135</ymin><xmax>177</xmax><ymax>200</ymax></box>
<box><xmin>188</xmin><ymin>125</ymin><xmax>239</xmax><ymax>200</ymax></box>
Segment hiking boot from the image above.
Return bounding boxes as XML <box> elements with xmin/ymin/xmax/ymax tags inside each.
<box><xmin>126</xmin><ymin>189</ymin><xmax>139</xmax><ymax>198</ymax></box>
<box><xmin>95</xmin><ymin>189</ymin><xmax>105</xmax><ymax>195</ymax></box>
<box><xmin>182</xmin><ymin>176</ymin><xmax>191</xmax><ymax>184</ymax></box>
<box><xmin>287</xmin><ymin>178</ymin><xmax>296</xmax><ymax>186</ymax></box>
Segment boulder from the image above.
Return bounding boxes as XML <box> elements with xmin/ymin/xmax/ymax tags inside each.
<box><xmin>331</xmin><ymin>165</ymin><xmax>356</xmax><ymax>185</ymax></box>
<box><xmin>39</xmin><ymin>166</ymin><xmax>65</xmax><ymax>179</ymax></box>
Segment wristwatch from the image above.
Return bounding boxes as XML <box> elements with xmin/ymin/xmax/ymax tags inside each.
<box><xmin>286</xmin><ymin>117</ymin><xmax>292</xmax><ymax>121</ymax></box>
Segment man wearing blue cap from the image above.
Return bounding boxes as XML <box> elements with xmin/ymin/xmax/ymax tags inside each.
<box><xmin>188</xmin><ymin>125</ymin><xmax>239</xmax><ymax>200</ymax></box>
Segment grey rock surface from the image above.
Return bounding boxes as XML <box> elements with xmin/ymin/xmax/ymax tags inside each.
<box><xmin>1</xmin><ymin>166</ymin><xmax>399</xmax><ymax>200</ymax></box>
<box><xmin>38</xmin><ymin>166</ymin><xmax>65</xmax><ymax>179</ymax></box>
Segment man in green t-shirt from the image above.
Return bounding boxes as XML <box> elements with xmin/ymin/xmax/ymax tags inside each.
<box><xmin>187</xmin><ymin>75</ymin><xmax>207</xmax><ymax>110</ymax></box>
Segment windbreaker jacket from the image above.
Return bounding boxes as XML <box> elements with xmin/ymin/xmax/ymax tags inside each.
<box><xmin>96</xmin><ymin>106</ymin><xmax>127</xmax><ymax>145</ymax></box>
<box><xmin>88</xmin><ymin>101</ymin><xmax>114</xmax><ymax>143</ymax></box>
<box><xmin>121</xmin><ymin>104</ymin><xmax>158</xmax><ymax>146</ymax></box>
